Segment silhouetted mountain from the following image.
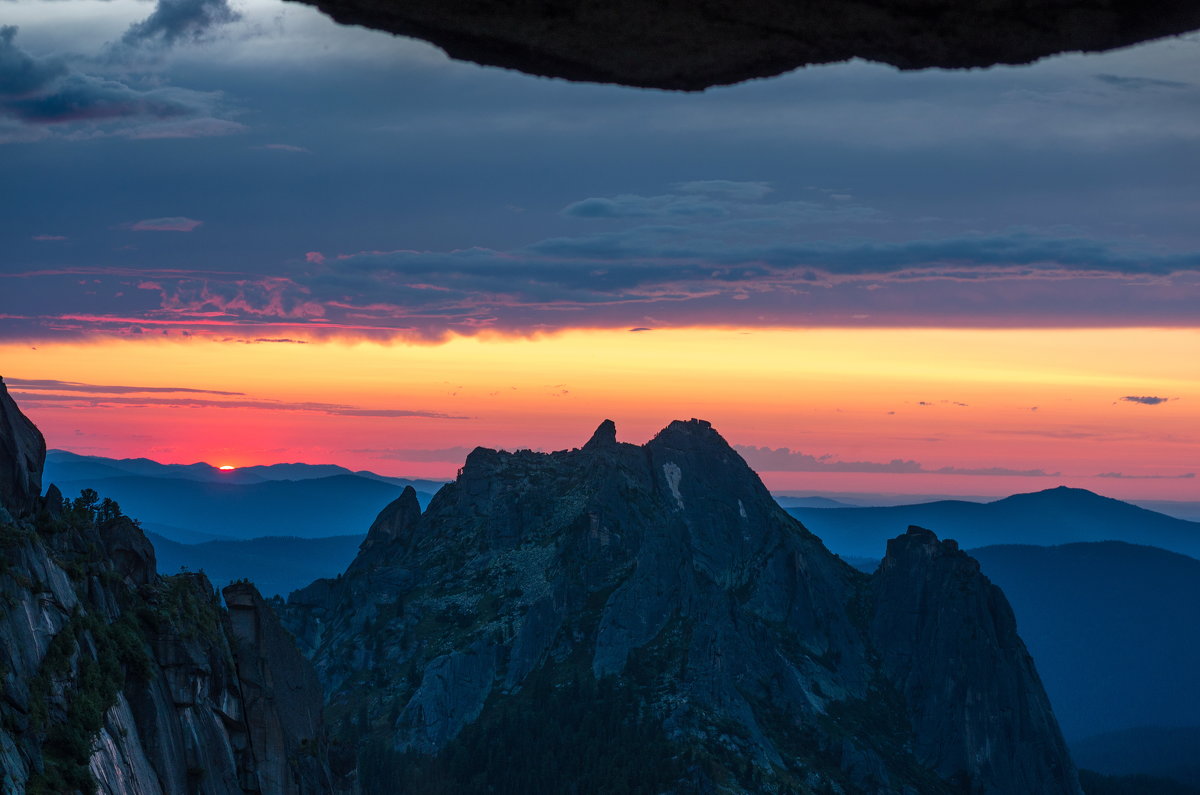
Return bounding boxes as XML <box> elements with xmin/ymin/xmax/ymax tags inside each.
<box><xmin>53</xmin><ymin>474</ymin><xmax>433</xmax><ymax>541</ymax></box>
<box><xmin>969</xmin><ymin>542</ymin><xmax>1200</xmax><ymax>742</ymax></box>
<box><xmin>788</xmin><ymin>486</ymin><xmax>1200</xmax><ymax>559</ymax></box>
<box><xmin>1073</xmin><ymin>726</ymin><xmax>1200</xmax><ymax>788</ymax></box>
<box><xmin>282</xmin><ymin>419</ymin><xmax>1081</xmax><ymax>793</ymax></box>
<box><xmin>45</xmin><ymin>449</ymin><xmax>446</xmax><ymax>492</ymax></box>
<box><xmin>148</xmin><ymin>532</ymin><xmax>366</xmax><ymax>598</ymax></box>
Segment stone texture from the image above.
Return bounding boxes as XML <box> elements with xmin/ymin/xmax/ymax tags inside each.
<box><xmin>289</xmin><ymin>0</ymin><xmax>1200</xmax><ymax>90</ymax></box>
<box><xmin>0</xmin><ymin>377</ymin><xmax>45</xmax><ymax>516</ymax></box>
<box><xmin>223</xmin><ymin>582</ymin><xmax>333</xmax><ymax>795</ymax></box>
<box><xmin>871</xmin><ymin>526</ymin><xmax>1081</xmax><ymax>793</ymax></box>
<box><xmin>0</xmin><ymin>387</ymin><xmax>334</xmax><ymax>795</ymax></box>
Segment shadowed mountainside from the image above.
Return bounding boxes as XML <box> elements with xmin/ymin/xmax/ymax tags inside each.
<box><xmin>0</xmin><ymin>377</ymin><xmax>333</xmax><ymax>794</ymax></box>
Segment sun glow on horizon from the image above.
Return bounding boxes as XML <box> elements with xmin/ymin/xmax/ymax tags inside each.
<box><xmin>2</xmin><ymin>325</ymin><xmax>1197</xmax><ymax>500</ymax></box>
<box><xmin>218</xmin><ymin>465</ymin><xmax>236</xmax><ymax>471</ymax></box>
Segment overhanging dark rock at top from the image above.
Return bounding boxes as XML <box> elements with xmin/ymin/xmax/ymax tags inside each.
<box><xmin>288</xmin><ymin>0</ymin><xmax>1200</xmax><ymax>90</ymax></box>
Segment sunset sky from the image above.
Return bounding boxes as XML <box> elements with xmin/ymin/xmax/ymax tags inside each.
<box><xmin>2</xmin><ymin>0</ymin><xmax>1198</xmax><ymax>500</ymax></box>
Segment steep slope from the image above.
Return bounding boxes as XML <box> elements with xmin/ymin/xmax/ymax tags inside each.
<box><xmin>284</xmin><ymin>418</ymin><xmax>1080</xmax><ymax>793</ymax></box>
<box><xmin>788</xmin><ymin>487</ymin><xmax>1200</xmax><ymax>559</ymax></box>
<box><xmin>0</xmin><ymin>378</ymin><xmax>333</xmax><ymax>795</ymax></box>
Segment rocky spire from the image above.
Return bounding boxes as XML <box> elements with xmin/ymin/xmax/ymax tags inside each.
<box><xmin>871</xmin><ymin>526</ymin><xmax>1082</xmax><ymax>793</ymax></box>
<box><xmin>581</xmin><ymin>418</ymin><xmax>617</xmax><ymax>450</ymax></box>
<box><xmin>358</xmin><ymin>485</ymin><xmax>422</xmax><ymax>553</ymax></box>
<box><xmin>0</xmin><ymin>376</ymin><xmax>46</xmax><ymax>517</ymax></box>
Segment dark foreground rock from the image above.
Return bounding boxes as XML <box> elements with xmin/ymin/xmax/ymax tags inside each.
<box><xmin>285</xmin><ymin>418</ymin><xmax>1081</xmax><ymax>793</ymax></box>
<box><xmin>0</xmin><ymin>380</ymin><xmax>333</xmax><ymax>795</ymax></box>
<box><xmin>291</xmin><ymin>0</ymin><xmax>1200</xmax><ymax>90</ymax></box>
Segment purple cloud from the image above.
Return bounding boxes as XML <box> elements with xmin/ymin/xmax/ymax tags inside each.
<box><xmin>128</xmin><ymin>217</ymin><xmax>203</xmax><ymax>232</ymax></box>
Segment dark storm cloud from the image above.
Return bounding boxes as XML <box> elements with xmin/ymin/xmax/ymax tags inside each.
<box><xmin>735</xmin><ymin>445</ymin><xmax>1057</xmax><ymax>477</ymax></box>
<box><xmin>1120</xmin><ymin>396</ymin><xmax>1173</xmax><ymax>405</ymax></box>
<box><xmin>118</xmin><ymin>0</ymin><xmax>242</xmax><ymax>49</ymax></box>
<box><xmin>0</xmin><ymin>26</ymin><xmax>239</xmax><ymax>139</ymax></box>
<box><xmin>4</xmin><ymin>377</ymin><xmax>244</xmax><ymax>396</ymax></box>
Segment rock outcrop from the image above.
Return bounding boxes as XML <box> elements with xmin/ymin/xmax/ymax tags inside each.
<box><xmin>290</xmin><ymin>0</ymin><xmax>1200</xmax><ymax>90</ymax></box>
<box><xmin>0</xmin><ymin>385</ymin><xmax>333</xmax><ymax>795</ymax></box>
<box><xmin>0</xmin><ymin>377</ymin><xmax>45</xmax><ymax>517</ymax></box>
<box><xmin>284</xmin><ymin>418</ymin><xmax>1081</xmax><ymax>793</ymax></box>
<box><xmin>872</xmin><ymin>526</ymin><xmax>1079</xmax><ymax>793</ymax></box>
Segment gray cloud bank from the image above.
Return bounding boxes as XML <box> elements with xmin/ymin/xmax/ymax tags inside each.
<box><xmin>735</xmin><ymin>445</ymin><xmax>1059</xmax><ymax>477</ymax></box>
<box><xmin>0</xmin><ymin>25</ymin><xmax>239</xmax><ymax>142</ymax></box>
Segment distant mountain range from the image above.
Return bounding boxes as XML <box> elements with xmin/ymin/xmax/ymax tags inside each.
<box><xmin>44</xmin><ymin>450</ymin><xmax>443</xmax><ymax>542</ymax></box>
<box><xmin>44</xmin><ymin>449</ymin><xmax>446</xmax><ymax>490</ymax></box>
<box><xmin>790</xmin><ymin>486</ymin><xmax>1200</xmax><ymax>560</ymax></box>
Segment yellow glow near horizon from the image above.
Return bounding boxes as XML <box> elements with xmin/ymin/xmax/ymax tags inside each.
<box><xmin>218</xmin><ymin>465</ymin><xmax>236</xmax><ymax>471</ymax></box>
<box><xmin>2</xmin><ymin>326</ymin><xmax>1197</xmax><ymax>499</ymax></box>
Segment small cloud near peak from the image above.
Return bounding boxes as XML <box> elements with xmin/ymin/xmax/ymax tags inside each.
<box><xmin>1120</xmin><ymin>395</ymin><xmax>1173</xmax><ymax>406</ymax></box>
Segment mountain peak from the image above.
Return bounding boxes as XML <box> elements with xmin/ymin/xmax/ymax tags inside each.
<box><xmin>358</xmin><ymin>485</ymin><xmax>422</xmax><ymax>555</ymax></box>
<box><xmin>581</xmin><ymin>418</ymin><xmax>618</xmax><ymax>450</ymax></box>
<box><xmin>646</xmin><ymin>417</ymin><xmax>729</xmax><ymax>453</ymax></box>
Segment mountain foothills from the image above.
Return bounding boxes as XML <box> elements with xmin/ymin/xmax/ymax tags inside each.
<box><xmin>281</xmin><ymin>418</ymin><xmax>1081</xmax><ymax>793</ymax></box>
<box><xmin>2</xmin><ymin>374</ymin><xmax>1084</xmax><ymax>793</ymax></box>
<box><xmin>0</xmin><ymin>379</ymin><xmax>332</xmax><ymax>794</ymax></box>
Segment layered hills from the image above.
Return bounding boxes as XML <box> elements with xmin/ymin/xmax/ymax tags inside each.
<box><xmin>789</xmin><ymin>488</ymin><xmax>1200</xmax><ymax>560</ymax></box>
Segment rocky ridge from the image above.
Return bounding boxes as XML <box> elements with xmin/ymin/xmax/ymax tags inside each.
<box><xmin>284</xmin><ymin>418</ymin><xmax>1081</xmax><ymax>793</ymax></box>
<box><xmin>0</xmin><ymin>377</ymin><xmax>332</xmax><ymax>795</ymax></box>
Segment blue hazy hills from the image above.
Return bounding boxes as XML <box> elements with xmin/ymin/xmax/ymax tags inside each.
<box><xmin>788</xmin><ymin>485</ymin><xmax>1200</xmax><ymax>560</ymax></box>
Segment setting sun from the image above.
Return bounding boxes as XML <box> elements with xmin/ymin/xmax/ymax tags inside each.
<box><xmin>218</xmin><ymin>465</ymin><xmax>236</xmax><ymax>471</ymax></box>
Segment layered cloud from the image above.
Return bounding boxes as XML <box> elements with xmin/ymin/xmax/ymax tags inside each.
<box><xmin>2</xmin><ymin>187</ymin><xmax>1199</xmax><ymax>341</ymax></box>
<box><xmin>0</xmin><ymin>25</ymin><xmax>240</xmax><ymax>142</ymax></box>
<box><xmin>11</xmin><ymin>384</ymin><xmax>465</xmax><ymax>420</ymax></box>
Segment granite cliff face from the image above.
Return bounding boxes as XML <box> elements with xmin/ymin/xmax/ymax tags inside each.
<box><xmin>285</xmin><ymin>418</ymin><xmax>1081</xmax><ymax>793</ymax></box>
<box><xmin>0</xmin><ymin>379</ymin><xmax>332</xmax><ymax>795</ymax></box>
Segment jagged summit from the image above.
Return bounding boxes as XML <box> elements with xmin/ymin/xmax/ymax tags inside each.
<box><xmin>284</xmin><ymin>417</ymin><xmax>1081</xmax><ymax>793</ymax></box>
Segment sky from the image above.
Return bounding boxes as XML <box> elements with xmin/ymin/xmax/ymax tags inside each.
<box><xmin>1</xmin><ymin>0</ymin><xmax>1198</xmax><ymax>500</ymax></box>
